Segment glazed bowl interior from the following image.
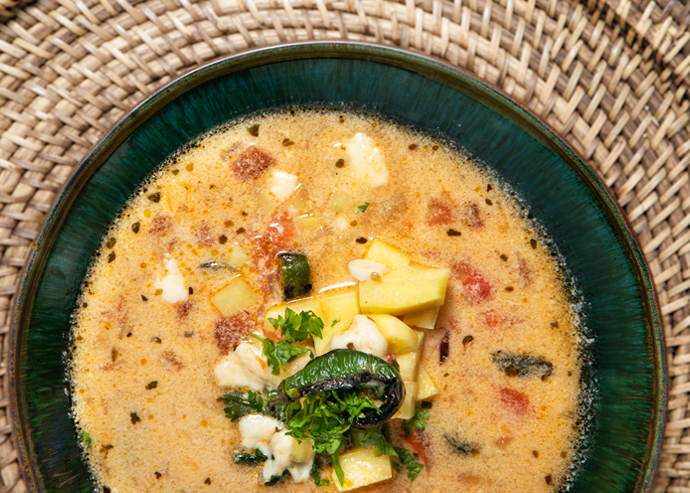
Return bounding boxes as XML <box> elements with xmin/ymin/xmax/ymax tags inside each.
<box><xmin>10</xmin><ymin>42</ymin><xmax>665</xmax><ymax>493</ymax></box>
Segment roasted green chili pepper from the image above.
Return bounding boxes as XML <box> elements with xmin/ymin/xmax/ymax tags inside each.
<box><xmin>270</xmin><ymin>349</ymin><xmax>405</xmax><ymax>428</ymax></box>
<box><xmin>280</xmin><ymin>253</ymin><xmax>312</xmax><ymax>299</ymax></box>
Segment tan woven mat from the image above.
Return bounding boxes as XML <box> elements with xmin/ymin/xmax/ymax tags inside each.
<box><xmin>0</xmin><ymin>0</ymin><xmax>689</xmax><ymax>490</ymax></box>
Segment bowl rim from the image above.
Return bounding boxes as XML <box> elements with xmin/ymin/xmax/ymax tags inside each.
<box><xmin>8</xmin><ymin>40</ymin><xmax>667</xmax><ymax>493</ymax></box>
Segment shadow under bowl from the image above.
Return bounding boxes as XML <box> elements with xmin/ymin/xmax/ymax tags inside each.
<box><xmin>9</xmin><ymin>41</ymin><xmax>666</xmax><ymax>493</ymax></box>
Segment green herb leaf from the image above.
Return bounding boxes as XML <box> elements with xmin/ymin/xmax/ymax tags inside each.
<box><xmin>331</xmin><ymin>318</ymin><xmax>340</xmax><ymax>327</ymax></box>
<box><xmin>254</xmin><ymin>335</ymin><xmax>312</xmax><ymax>375</ymax></box>
<box><xmin>82</xmin><ymin>431</ymin><xmax>92</xmax><ymax>447</ymax></box>
<box><xmin>264</xmin><ymin>470</ymin><xmax>290</xmax><ymax>486</ymax></box>
<box><xmin>310</xmin><ymin>457</ymin><xmax>330</xmax><ymax>487</ymax></box>
<box><xmin>402</xmin><ymin>406</ymin><xmax>430</xmax><ymax>436</ymax></box>
<box><xmin>332</xmin><ymin>453</ymin><xmax>345</xmax><ymax>486</ymax></box>
<box><xmin>364</xmin><ymin>429</ymin><xmax>397</xmax><ymax>457</ymax></box>
<box><xmin>223</xmin><ymin>390</ymin><xmax>264</xmax><ymax>421</ymax></box>
<box><xmin>356</xmin><ymin>202</ymin><xmax>370</xmax><ymax>213</ymax></box>
<box><xmin>283</xmin><ymin>389</ymin><xmax>379</xmax><ymax>485</ymax></box>
<box><xmin>233</xmin><ymin>448</ymin><xmax>268</xmax><ymax>465</ymax></box>
<box><xmin>268</xmin><ymin>308</ymin><xmax>324</xmax><ymax>344</ymax></box>
<box><xmin>393</xmin><ymin>446</ymin><xmax>424</xmax><ymax>481</ymax></box>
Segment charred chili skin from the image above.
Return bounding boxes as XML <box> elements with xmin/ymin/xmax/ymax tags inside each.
<box><xmin>271</xmin><ymin>349</ymin><xmax>405</xmax><ymax>429</ymax></box>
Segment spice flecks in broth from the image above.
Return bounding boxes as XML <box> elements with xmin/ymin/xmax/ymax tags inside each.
<box><xmin>70</xmin><ymin>109</ymin><xmax>584</xmax><ymax>492</ymax></box>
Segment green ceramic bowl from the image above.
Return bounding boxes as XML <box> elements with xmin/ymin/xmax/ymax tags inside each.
<box><xmin>10</xmin><ymin>42</ymin><xmax>666</xmax><ymax>492</ymax></box>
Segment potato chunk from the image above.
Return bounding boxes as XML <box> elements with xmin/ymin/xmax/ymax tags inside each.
<box><xmin>394</xmin><ymin>381</ymin><xmax>418</xmax><ymax>419</ymax></box>
<box><xmin>334</xmin><ymin>448</ymin><xmax>393</xmax><ymax>492</ymax></box>
<box><xmin>367</xmin><ymin>314</ymin><xmax>419</xmax><ymax>354</ymax></box>
<box><xmin>403</xmin><ymin>306</ymin><xmax>440</xmax><ymax>330</ymax></box>
<box><xmin>359</xmin><ymin>265</ymin><xmax>450</xmax><ymax>315</ymax></box>
<box><xmin>365</xmin><ymin>239</ymin><xmax>410</xmax><ymax>269</ymax></box>
<box><xmin>417</xmin><ymin>366</ymin><xmax>439</xmax><ymax>400</ymax></box>
<box><xmin>263</xmin><ymin>297</ymin><xmax>324</xmax><ymax>335</ymax></box>
<box><xmin>319</xmin><ymin>286</ymin><xmax>360</xmax><ymax>326</ymax></box>
<box><xmin>395</xmin><ymin>331</ymin><xmax>424</xmax><ymax>381</ymax></box>
<box><xmin>315</xmin><ymin>318</ymin><xmax>352</xmax><ymax>356</ymax></box>
<box><xmin>210</xmin><ymin>276</ymin><xmax>261</xmax><ymax>317</ymax></box>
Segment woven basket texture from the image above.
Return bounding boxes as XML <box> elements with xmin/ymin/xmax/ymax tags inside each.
<box><xmin>0</xmin><ymin>0</ymin><xmax>689</xmax><ymax>490</ymax></box>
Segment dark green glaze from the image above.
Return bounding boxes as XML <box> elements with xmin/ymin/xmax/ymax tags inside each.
<box><xmin>9</xmin><ymin>42</ymin><xmax>665</xmax><ymax>492</ymax></box>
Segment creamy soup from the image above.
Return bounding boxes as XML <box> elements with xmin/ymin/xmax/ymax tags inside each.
<box><xmin>70</xmin><ymin>109</ymin><xmax>585</xmax><ymax>493</ymax></box>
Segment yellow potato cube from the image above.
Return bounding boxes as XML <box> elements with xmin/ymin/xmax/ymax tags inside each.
<box><xmin>264</xmin><ymin>297</ymin><xmax>325</xmax><ymax>335</ymax></box>
<box><xmin>225</xmin><ymin>243</ymin><xmax>250</xmax><ymax>269</ymax></box>
<box><xmin>417</xmin><ymin>366</ymin><xmax>439</xmax><ymax>400</ymax></box>
<box><xmin>403</xmin><ymin>306</ymin><xmax>440</xmax><ymax>330</ymax></box>
<box><xmin>319</xmin><ymin>286</ymin><xmax>360</xmax><ymax>327</ymax></box>
<box><xmin>394</xmin><ymin>381</ymin><xmax>418</xmax><ymax>419</ymax></box>
<box><xmin>315</xmin><ymin>318</ymin><xmax>352</xmax><ymax>356</ymax></box>
<box><xmin>365</xmin><ymin>239</ymin><xmax>411</xmax><ymax>269</ymax></box>
<box><xmin>359</xmin><ymin>266</ymin><xmax>450</xmax><ymax>315</ymax></box>
<box><xmin>333</xmin><ymin>448</ymin><xmax>393</xmax><ymax>492</ymax></box>
<box><xmin>367</xmin><ymin>314</ymin><xmax>419</xmax><ymax>354</ymax></box>
<box><xmin>210</xmin><ymin>276</ymin><xmax>261</xmax><ymax>317</ymax></box>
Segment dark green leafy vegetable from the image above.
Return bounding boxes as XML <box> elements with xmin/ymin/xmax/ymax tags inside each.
<box><xmin>310</xmin><ymin>457</ymin><xmax>330</xmax><ymax>487</ymax></box>
<box><xmin>280</xmin><ymin>253</ymin><xmax>312</xmax><ymax>299</ymax></box>
<box><xmin>356</xmin><ymin>202</ymin><xmax>370</xmax><ymax>213</ymax></box>
<box><xmin>394</xmin><ymin>446</ymin><xmax>424</xmax><ymax>481</ymax></box>
<box><xmin>268</xmin><ymin>307</ymin><xmax>324</xmax><ymax>344</ymax></box>
<box><xmin>402</xmin><ymin>406</ymin><xmax>430</xmax><ymax>436</ymax></box>
<box><xmin>492</xmin><ymin>352</ymin><xmax>553</xmax><ymax>378</ymax></box>
<box><xmin>272</xmin><ymin>349</ymin><xmax>404</xmax><ymax>428</ymax></box>
<box><xmin>223</xmin><ymin>390</ymin><xmax>265</xmax><ymax>421</ymax></box>
<box><xmin>265</xmin><ymin>470</ymin><xmax>290</xmax><ymax>486</ymax></box>
<box><xmin>253</xmin><ymin>335</ymin><xmax>312</xmax><ymax>375</ymax></box>
<box><xmin>233</xmin><ymin>448</ymin><xmax>268</xmax><ymax>465</ymax></box>
<box><xmin>444</xmin><ymin>434</ymin><xmax>481</xmax><ymax>455</ymax></box>
<box><xmin>359</xmin><ymin>429</ymin><xmax>424</xmax><ymax>481</ymax></box>
<box><xmin>82</xmin><ymin>431</ymin><xmax>92</xmax><ymax>446</ymax></box>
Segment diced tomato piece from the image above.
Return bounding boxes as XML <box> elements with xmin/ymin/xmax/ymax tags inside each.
<box><xmin>148</xmin><ymin>214</ymin><xmax>172</xmax><ymax>235</ymax></box>
<box><xmin>482</xmin><ymin>310</ymin><xmax>499</xmax><ymax>328</ymax></box>
<box><xmin>461</xmin><ymin>202</ymin><xmax>484</xmax><ymax>228</ymax></box>
<box><xmin>426</xmin><ymin>198</ymin><xmax>454</xmax><ymax>225</ymax></box>
<box><xmin>197</xmin><ymin>223</ymin><xmax>214</xmax><ymax>247</ymax></box>
<box><xmin>462</xmin><ymin>272</ymin><xmax>492</xmax><ymax>303</ymax></box>
<box><xmin>498</xmin><ymin>387</ymin><xmax>530</xmax><ymax>415</ymax></box>
<box><xmin>232</xmin><ymin>146</ymin><xmax>276</xmax><ymax>181</ymax></box>
<box><xmin>451</xmin><ymin>261</ymin><xmax>493</xmax><ymax>303</ymax></box>
<box><xmin>406</xmin><ymin>429</ymin><xmax>431</xmax><ymax>467</ymax></box>
<box><xmin>266</xmin><ymin>211</ymin><xmax>295</xmax><ymax>250</ymax></box>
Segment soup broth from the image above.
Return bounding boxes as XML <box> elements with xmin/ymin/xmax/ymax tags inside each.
<box><xmin>71</xmin><ymin>109</ymin><xmax>584</xmax><ymax>493</ymax></box>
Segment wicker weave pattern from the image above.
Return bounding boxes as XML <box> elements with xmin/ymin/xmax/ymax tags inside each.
<box><xmin>0</xmin><ymin>0</ymin><xmax>688</xmax><ymax>491</ymax></box>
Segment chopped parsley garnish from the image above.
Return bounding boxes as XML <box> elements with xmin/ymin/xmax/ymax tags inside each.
<box><xmin>223</xmin><ymin>390</ymin><xmax>265</xmax><ymax>421</ymax></box>
<box><xmin>233</xmin><ymin>448</ymin><xmax>268</xmax><ymax>465</ymax></box>
<box><xmin>284</xmin><ymin>389</ymin><xmax>380</xmax><ymax>485</ymax></box>
<box><xmin>331</xmin><ymin>318</ymin><xmax>341</xmax><ymax>327</ymax></box>
<box><xmin>356</xmin><ymin>202</ymin><xmax>370</xmax><ymax>213</ymax></box>
<box><xmin>82</xmin><ymin>431</ymin><xmax>92</xmax><ymax>446</ymax></box>
<box><xmin>402</xmin><ymin>405</ymin><xmax>430</xmax><ymax>436</ymax></box>
<box><xmin>253</xmin><ymin>335</ymin><xmax>312</xmax><ymax>375</ymax></box>
<box><xmin>393</xmin><ymin>446</ymin><xmax>424</xmax><ymax>480</ymax></box>
<box><xmin>310</xmin><ymin>457</ymin><xmax>330</xmax><ymax>487</ymax></box>
<box><xmin>268</xmin><ymin>308</ymin><xmax>324</xmax><ymax>344</ymax></box>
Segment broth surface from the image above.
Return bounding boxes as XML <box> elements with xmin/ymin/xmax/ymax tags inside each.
<box><xmin>71</xmin><ymin>109</ymin><xmax>583</xmax><ymax>492</ymax></box>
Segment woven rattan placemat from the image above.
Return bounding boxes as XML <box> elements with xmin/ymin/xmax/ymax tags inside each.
<box><xmin>0</xmin><ymin>0</ymin><xmax>689</xmax><ymax>491</ymax></box>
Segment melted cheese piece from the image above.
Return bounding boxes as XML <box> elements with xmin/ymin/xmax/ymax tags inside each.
<box><xmin>348</xmin><ymin>259</ymin><xmax>387</xmax><ymax>281</ymax></box>
<box><xmin>267</xmin><ymin>170</ymin><xmax>299</xmax><ymax>201</ymax></box>
<box><xmin>345</xmin><ymin>133</ymin><xmax>389</xmax><ymax>188</ymax></box>
<box><xmin>153</xmin><ymin>256</ymin><xmax>188</xmax><ymax>304</ymax></box>
<box><xmin>239</xmin><ymin>416</ymin><xmax>314</xmax><ymax>483</ymax></box>
<box><xmin>214</xmin><ymin>338</ymin><xmax>282</xmax><ymax>391</ymax></box>
<box><xmin>330</xmin><ymin>315</ymin><xmax>388</xmax><ymax>357</ymax></box>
